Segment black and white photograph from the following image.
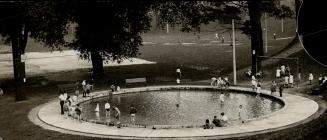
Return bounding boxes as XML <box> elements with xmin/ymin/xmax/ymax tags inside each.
<box><xmin>0</xmin><ymin>0</ymin><xmax>327</xmax><ymax>139</ymax></box>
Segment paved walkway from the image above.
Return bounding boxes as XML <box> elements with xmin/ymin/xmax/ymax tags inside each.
<box><xmin>32</xmin><ymin>85</ymin><xmax>318</xmax><ymax>139</ymax></box>
<box><xmin>0</xmin><ymin>50</ymin><xmax>156</xmax><ymax>78</ymax></box>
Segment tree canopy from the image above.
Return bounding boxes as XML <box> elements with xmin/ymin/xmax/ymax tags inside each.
<box><xmin>69</xmin><ymin>1</ymin><xmax>153</xmax><ymax>62</ymax></box>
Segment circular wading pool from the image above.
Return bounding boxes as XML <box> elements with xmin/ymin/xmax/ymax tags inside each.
<box><xmin>80</xmin><ymin>90</ymin><xmax>283</xmax><ymax>126</ymax></box>
<box><xmin>33</xmin><ymin>85</ymin><xmax>319</xmax><ymax>139</ymax></box>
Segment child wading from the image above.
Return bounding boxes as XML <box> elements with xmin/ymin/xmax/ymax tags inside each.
<box><xmin>130</xmin><ymin>104</ymin><xmax>137</xmax><ymax>125</ymax></box>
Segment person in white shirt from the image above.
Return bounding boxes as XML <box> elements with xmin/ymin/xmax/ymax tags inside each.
<box><xmin>219</xmin><ymin>92</ymin><xmax>225</xmax><ymax>104</ymax></box>
<box><xmin>289</xmin><ymin>74</ymin><xmax>294</xmax><ymax>87</ymax></box>
<box><xmin>211</xmin><ymin>77</ymin><xmax>217</xmax><ymax>87</ymax></box>
<box><xmin>116</xmin><ymin>86</ymin><xmax>120</xmax><ymax>92</ymax></box>
<box><xmin>0</xmin><ymin>88</ymin><xmax>3</xmax><ymax>96</ymax></box>
<box><xmin>281</xmin><ymin>65</ymin><xmax>285</xmax><ymax>76</ymax></box>
<box><xmin>309</xmin><ymin>73</ymin><xmax>314</xmax><ymax>85</ymax></box>
<box><xmin>176</xmin><ymin>79</ymin><xmax>180</xmax><ymax>85</ymax></box>
<box><xmin>323</xmin><ymin>76</ymin><xmax>327</xmax><ymax>84</ymax></box>
<box><xmin>105</xmin><ymin>102</ymin><xmax>111</xmax><ymax>117</ymax></box>
<box><xmin>220</xmin><ymin>112</ymin><xmax>228</xmax><ymax>127</ymax></box>
<box><xmin>82</xmin><ymin>80</ymin><xmax>87</xmax><ymax>97</ymax></box>
<box><xmin>224</xmin><ymin>77</ymin><xmax>230</xmax><ymax>88</ymax></box>
<box><xmin>251</xmin><ymin>75</ymin><xmax>256</xmax><ymax>81</ymax></box>
<box><xmin>284</xmin><ymin>76</ymin><xmax>289</xmax><ymax>88</ymax></box>
<box><xmin>251</xmin><ymin>79</ymin><xmax>257</xmax><ymax>91</ymax></box>
<box><xmin>276</xmin><ymin>68</ymin><xmax>281</xmax><ymax>78</ymax></box>
<box><xmin>59</xmin><ymin>94</ymin><xmax>65</xmax><ymax>115</ymax></box>
<box><xmin>176</xmin><ymin>67</ymin><xmax>181</xmax><ymax>80</ymax></box>
<box><xmin>256</xmin><ymin>85</ymin><xmax>261</xmax><ymax>97</ymax></box>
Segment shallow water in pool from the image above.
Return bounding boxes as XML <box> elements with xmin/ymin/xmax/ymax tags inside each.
<box><xmin>81</xmin><ymin>90</ymin><xmax>283</xmax><ymax>126</ymax></box>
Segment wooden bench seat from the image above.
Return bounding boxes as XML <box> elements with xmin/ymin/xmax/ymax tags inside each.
<box><xmin>125</xmin><ymin>77</ymin><xmax>147</xmax><ymax>87</ymax></box>
<box><xmin>58</xmin><ymin>83</ymin><xmax>77</xmax><ymax>94</ymax></box>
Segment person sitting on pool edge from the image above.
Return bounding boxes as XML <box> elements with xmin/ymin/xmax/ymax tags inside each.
<box><xmin>220</xmin><ymin>112</ymin><xmax>229</xmax><ymax>127</ymax></box>
<box><xmin>203</xmin><ymin>119</ymin><xmax>213</xmax><ymax>129</ymax></box>
<box><xmin>212</xmin><ymin>116</ymin><xmax>221</xmax><ymax>127</ymax></box>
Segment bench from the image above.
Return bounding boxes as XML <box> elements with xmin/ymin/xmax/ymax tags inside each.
<box><xmin>125</xmin><ymin>77</ymin><xmax>147</xmax><ymax>87</ymax></box>
<box><xmin>311</xmin><ymin>83</ymin><xmax>327</xmax><ymax>95</ymax></box>
<box><xmin>58</xmin><ymin>83</ymin><xmax>78</xmax><ymax>94</ymax></box>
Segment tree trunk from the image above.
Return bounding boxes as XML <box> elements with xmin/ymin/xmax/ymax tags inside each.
<box><xmin>12</xmin><ymin>31</ymin><xmax>26</xmax><ymax>101</ymax></box>
<box><xmin>248</xmin><ymin>0</ymin><xmax>264</xmax><ymax>74</ymax></box>
<box><xmin>90</xmin><ymin>50</ymin><xmax>104</xmax><ymax>77</ymax></box>
<box><xmin>294</xmin><ymin>0</ymin><xmax>301</xmax><ymax>38</ymax></box>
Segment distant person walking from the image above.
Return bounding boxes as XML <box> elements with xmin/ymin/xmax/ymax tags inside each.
<box><xmin>215</xmin><ymin>33</ymin><xmax>219</xmax><ymax>40</ymax></box>
<box><xmin>273</xmin><ymin>33</ymin><xmax>277</xmax><ymax>40</ymax></box>
<box><xmin>221</xmin><ymin>36</ymin><xmax>225</xmax><ymax>43</ymax></box>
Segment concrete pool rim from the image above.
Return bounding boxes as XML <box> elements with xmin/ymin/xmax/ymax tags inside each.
<box><xmin>31</xmin><ymin>85</ymin><xmax>319</xmax><ymax>139</ymax></box>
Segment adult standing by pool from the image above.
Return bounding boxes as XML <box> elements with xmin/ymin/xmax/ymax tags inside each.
<box><xmin>279</xmin><ymin>85</ymin><xmax>283</xmax><ymax>97</ymax></box>
<box><xmin>59</xmin><ymin>93</ymin><xmax>65</xmax><ymax>115</ymax></box>
<box><xmin>82</xmin><ymin>80</ymin><xmax>87</xmax><ymax>97</ymax></box>
<box><xmin>309</xmin><ymin>73</ymin><xmax>314</xmax><ymax>85</ymax></box>
<box><xmin>176</xmin><ymin>67</ymin><xmax>181</xmax><ymax>80</ymax></box>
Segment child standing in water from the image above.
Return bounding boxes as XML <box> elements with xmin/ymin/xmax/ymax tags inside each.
<box><xmin>130</xmin><ymin>104</ymin><xmax>137</xmax><ymax>125</ymax></box>
<box><xmin>219</xmin><ymin>92</ymin><xmax>225</xmax><ymax>104</ymax></box>
<box><xmin>75</xmin><ymin>104</ymin><xmax>82</xmax><ymax>122</ymax></box>
<box><xmin>238</xmin><ymin>105</ymin><xmax>244</xmax><ymax>123</ymax></box>
<box><xmin>105</xmin><ymin>102</ymin><xmax>111</xmax><ymax>117</ymax></box>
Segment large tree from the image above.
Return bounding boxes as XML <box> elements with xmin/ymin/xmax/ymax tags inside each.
<box><xmin>69</xmin><ymin>1</ymin><xmax>153</xmax><ymax>76</ymax></box>
<box><xmin>0</xmin><ymin>1</ymin><xmax>70</xmax><ymax>101</ymax></box>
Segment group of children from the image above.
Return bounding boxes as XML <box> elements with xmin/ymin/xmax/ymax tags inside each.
<box><xmin>204</xmin><ymin>105</ymin><xmax>245</xmax><ymax>129</ymax></box>
<box><xmin>59</xmin><ymin>93</ymin><xmax>82</xmax><ymax>122</ymax></box>
<box><xmin>94</xmin><ymin>102</ymin><xmax>137</xmax><ymax>127</ymax></box>
<box><xmin>81</xmin><ymin>80</ymin><xmax>93</xmax><ymax>97</ymax></box>
<box><xmin>275</xmin><ymin>65</ymin><xmax>294</xmax><ymax>88</ymax></box>
<box><xmin>60</xmin><ymin>78</ymin><xmax>136</xmax><ymax>127</ymax></box>
<box><xmin>211</xmin><ymin>76</ymin><xmax>230</xmax><ymax>89</ymax></box>
<box><xmin>204</xmin><ymin>112</ymin><xmax>229</xmax><ymax>129</ymax></box>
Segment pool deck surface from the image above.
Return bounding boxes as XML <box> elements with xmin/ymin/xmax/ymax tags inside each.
<box><xmin>30</xmin><ymin>85</ymin><xmax>319</xmax><ymax>139</ymax></box>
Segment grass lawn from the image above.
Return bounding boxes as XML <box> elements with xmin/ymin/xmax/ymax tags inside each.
<box><xmin>1</xmin><ymin>48</ymin><xmax>327</xmax><ymax>140</ymax></box>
